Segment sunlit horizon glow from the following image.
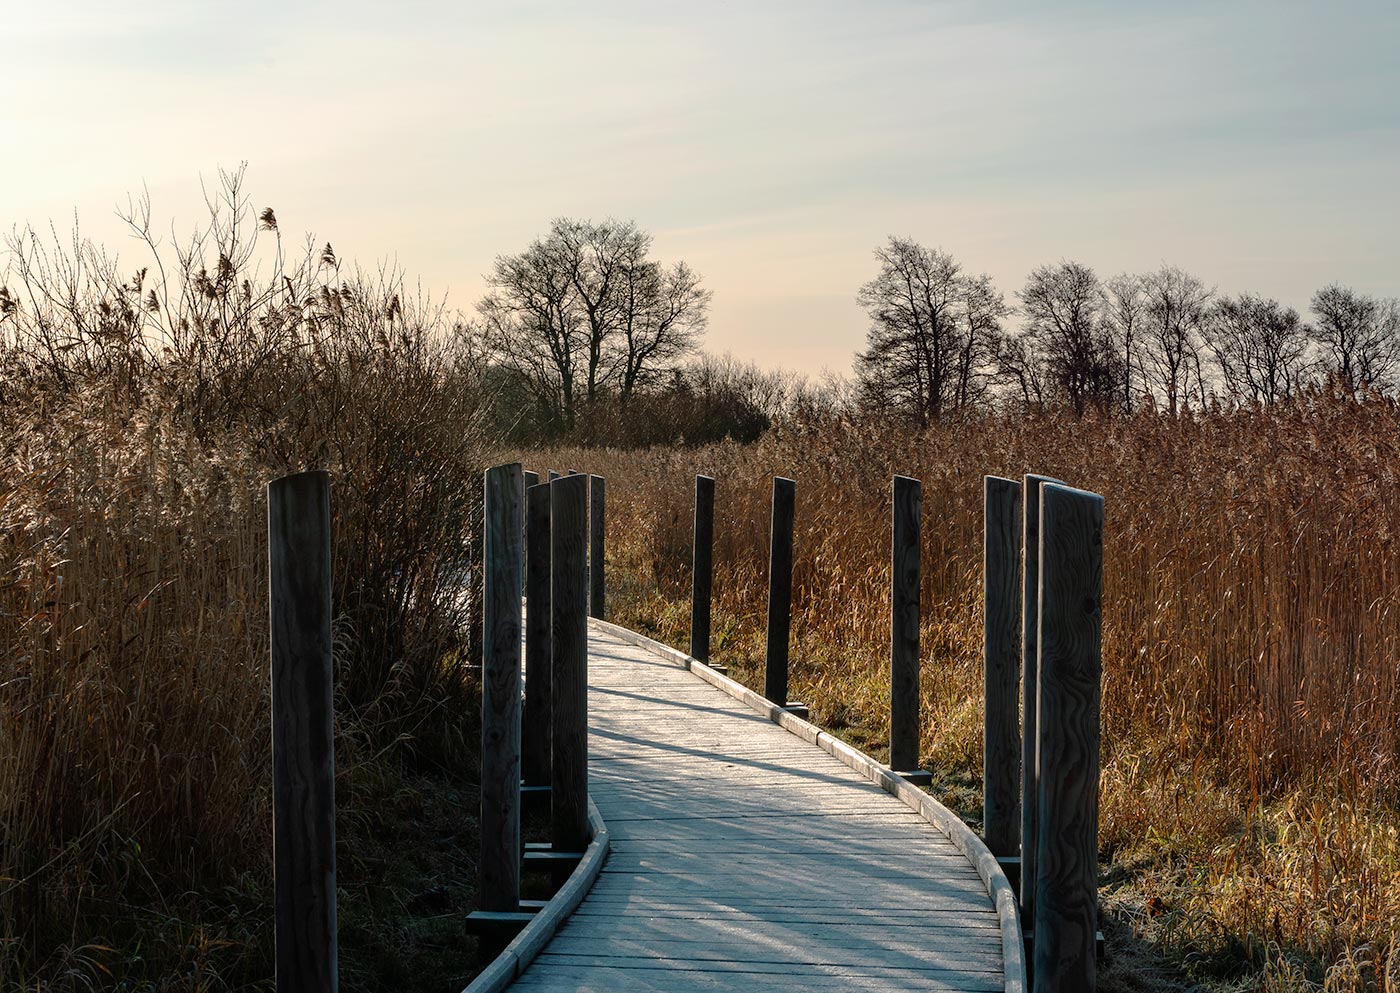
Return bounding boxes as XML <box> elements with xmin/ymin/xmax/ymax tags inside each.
<box><xmin>3</xmin><ymin>0</ymin><xmax>1397</xmax><ymax>375</ymax></box>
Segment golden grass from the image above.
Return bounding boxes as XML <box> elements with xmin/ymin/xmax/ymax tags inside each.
<box><xmin>0</xmin><ymin>188</ymin><xmax>495</xmax><ymax>987</ymax></box>
<box><xmin>536</xmin><ymin>398</ymin><xmax>1400</xmax><ymax>990</ymax></box>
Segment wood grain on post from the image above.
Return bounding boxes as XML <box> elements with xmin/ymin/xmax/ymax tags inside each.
<box><xmin>480</xmin><ymin>463</ymin><xmax>524</xmax><ymax>912</ymax></box>
<box><xmin>589</xmin><ymin>475</ymin><xmax>605</xmax><ymax>620</ymax></box>
<box><xmin>889</xmin><ymin>475</ymin><xmax>921</xmax><ymax>773</ymax></box>
<box><xmin>523</xmin><ymin>481</ymin><xmax>553</xmax><ymax>790</ymax></box>
<box><xmin>268</xmin><ymin>470</ymin><xmax>338</xmax><ymax>993</ymax></box>
<box><xmin>690</xmin><ymin>475</ymin><xmax>715</xmax><ymax>664</ymax></box>
<box><xmin>552</xmin><ymin>474</ymin><xmax>590</xmax><ymax>852</ymax></box>
<box><xmin>521</xmin><ymin>471</ymin><xmax>538</xmax><ymax>593</ymax></box>
<box><xmin>983</xmin><ymin>476</ymin><xmax>1022</xmax><ymax>858</ymax></box>
<box><xmin>1021</xmin><ymin>473</ymin><xmax>1061</xmax><ymax>930</ymax></box>
<box><xmin>764</xmin><ymin>477</ymin><xmax>796</xmax><ymax>705</ymax></box>
<box><xmin>1034</xmin><ymin>483</ymin><xmax>1103</xmax><ymax>993</ymax></box>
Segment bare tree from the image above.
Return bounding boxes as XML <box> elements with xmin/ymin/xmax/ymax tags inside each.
<box><xmin>854</xmin><ymin>237</ymin><xmax>1004</xmax><ymax>421</ymax></box>
<box><xmin>477</xmin><ymin>218</ymin><xmax>709</xmax><ymax>430</ymax></box>
<box><xmin>1309</xmin><ymin>284</ymin><xmax>1400</xmax><ymax>392</ymax></box>
<box><xmin>951</xmin><ymin>273</ymin><xmax>1010</xmax><ymax>411</ymax></box>
<box><xmin>1204</xmin><ymin>293</ymin><xmax>1311</xmax><ymax>405</ymax></box>
<box><xmin>854</xmin><ymin>237</ymin><xmax>960</xmax><ymax>421</ymax></box>
<box><xmin>1141</xmin><ymin>266</ymin><xmax>1212</xmax><ymax>416</ymax></box>
<box><xmin>1018</xmin><ymin>261</ymin><xmax>1120</xmax><ymax>415</ymax></box>
<box><xmin>1103</xmin><ymin>273</ymin><xmax>1148</xmax><ymax>413</ymax></box>
<box><xmin>616</xmin><ymin>259</ymin><xmax>711</xmax><ymax>402</ymax></box>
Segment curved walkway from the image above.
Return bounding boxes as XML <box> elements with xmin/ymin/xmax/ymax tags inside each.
<box><xmin>510</xmin><ymin>624</ymin><xmax>1009</xmax><ymax>993</ymax></box>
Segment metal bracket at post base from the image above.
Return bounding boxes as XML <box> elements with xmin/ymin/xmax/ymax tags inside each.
<box><xmin>894</xmin><ymin>769</ymin><xmax>933</xmax><ymax>788</ymax></box>
<box><xmin>781</xmin><ymin>702</ymin><xmax>809</xmax><ymax>720</ymax></box>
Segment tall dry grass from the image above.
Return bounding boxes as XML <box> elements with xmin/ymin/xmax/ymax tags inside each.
<box><xmin>538</xmin><ymin>397</ymin><xmax>1400</xmax><ymax>990</ymax></box>
<box><xmin>0</xmin><ymin>177</ymin><xmax>495</xmax><ymax>989</ymax></box>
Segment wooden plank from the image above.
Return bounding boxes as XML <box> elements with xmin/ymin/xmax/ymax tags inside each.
<box><xmin>523</xmin><ymin>481</ymin><xmax>552</xmax><ymax>788</ymax></box>
<box><xmin>983</xmin><ymin>475</ymin><xmax>1022</xmax><ymax>858</ymax></box>
<box><xmin>689</xmin><ymin>475</ymin><xmax>715</xmax><ymax>664</ymax></box>
<box><xmin>764</xmin><ymin>477</ymin><xmax>796</xmax><ymax>705</ymax></box>
<box><xmin>589</xmin><ymin>474</ymin><xmax>605</xmax><ymax>620</ymax></box>
<box><xmin>1033</xmin><ymin>483</ymin><xmax>1103</xmax><ymax>993</ymax></box>
<box><xmin>889</xmin><ymin>475</ymin><xmax>921</xmax><ymax>772</ymax></box>
<box><xmin>267</xmin><ymin>470</ymin><xmax>337</xmax><ymax>993</ymax></box>
<box><xmin>480</xmin><ymin>462</ymin><xmax>524</xmax><ymax>912</ymax></box>
<box><xmin>551</xmin><ymin>474</ymin><xmax>590</xmax><ymax>852</ymax></box>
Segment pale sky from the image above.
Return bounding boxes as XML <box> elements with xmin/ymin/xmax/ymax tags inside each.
<box><xmin>3</xmin><ymin>0</ymin><xmax>1397</xmax><ymax>374</ymax></box>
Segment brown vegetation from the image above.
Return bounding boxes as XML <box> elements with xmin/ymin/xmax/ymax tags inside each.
<box><xmin>0</xmin><ymin>174</ymin><xmax>493</xmax><ymax>990</ymax></box>
<box><xmin>537</xmin><ymin>397</ymin><xmax>1400</xmax><ymax>991</ymax></box>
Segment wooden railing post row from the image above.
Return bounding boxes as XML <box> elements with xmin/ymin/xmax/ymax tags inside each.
<box><xmin>589</xmin><ymin>474</ymin><xmax>605</xmax><ymax>620</ymax></box>
<box><xmin>1020</xmin><ymin>473</ymin><xmax>1060</xmax><ymax>932</ymax></box>
<box><xmin>889</xmin><ymin>475</ymin><xmax>928</xmax><ymax>785</ymax></box>
<box><xmin>268</xmin><ymin>470</ymin><xmax>337</xmax><ymax>993</ymax></box>
<box><xmin>551</xmin><ymin>473</ymin><xmax>590</xmax><ymax>853</ymax></box>
<box><xmin>1033</xmin><ymin>483</ymin><xmax>1103</xmax><ymax>993</ymax></box>
<box><xmin>764</xmin><ymin>476</ymin><xmax>797</xmax><ymax>709</ymax></box>
<box><xmin>690</xmin><ymin>475</ymin><xmax>715</xmax><ymax>665</ymax></box>
<box><xmin>522</xmin><ymin>479</ymin><xmax>553</xmax><ymax>793</ymax></box>
<box><xmin>479</xmin><ymin>462</ymin><xmax>525</xmax><ymax>914</ymax></box>
<box><xmin>983</xmin><ymin>476</ymin><xmax>1022</xmax><ymax>860</ymax></box>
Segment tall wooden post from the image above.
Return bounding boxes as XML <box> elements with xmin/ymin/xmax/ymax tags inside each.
<box><xmin>589</xmin><ymin>475</ymin><xmax>605</xmax><ymax>620</ymax></box>
<box><xmin>1034</xmin><ymin>483</ymin><xmax>1103</xmax><ymax>993</ymax></box>
<box><xmin>889</xmin><ymin>476</ymin><xmax>926</xmax><ymax>784</ymax></box>
<box><xmin>268</xmin><ymin>470</ymin><xmax>337</xmax><ymax>993</ymax></box>
<box><xmin>551</xmin><ymin>474</ymin><xmax>590</xmax><ymax>853</ymax></box>
<box><xmin>764</xmin><ymin>477</ymin><xmax>796</xmax><ymax>706</ymax></box>
<box><xmin>479</xmin><ymin>463</ymin><xmax>524</xmax><ymax>913</ymax></box>
<box><xmin>522</xmin><ymin>480</ymin><xmax>553</xmax><ymax>791</ymax></box>
<box><xmin>690</xmin><ymin>475</ymin><xmax>715</xmax><ymax>664</ymax></box>
<box><xmin>1021</xmin><ymin>473</ymin><xmax>1060</xmax><ymax>930</ymax></box>
<box><xmin>983</xmin><ymin>476</ymin><xmax>1022</xmax><ymax>858</ymax></box>
<box><xmin>522</xmin><ymin>471</ymin><xmax>538</xmax><ymax>593</ymax></box>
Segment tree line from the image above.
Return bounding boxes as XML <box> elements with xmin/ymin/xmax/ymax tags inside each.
<box><xmin>461</xmin><ymin>221</ymin><xmax>1400</xmax><ymax>442</ymax></box>
<box><xmin>855</xmin><ymin>236</ymin><xmax>1400</xmax><ymax>422</ymax></box>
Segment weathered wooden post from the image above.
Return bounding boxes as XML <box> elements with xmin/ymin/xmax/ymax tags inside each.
<box><xmin>1021</xmin><ymin>473</ymin><xmax>1060</xmax><ymax>930</ymax></box>
<box><xmin>690</xmin><ymin>475</ymin><xmax>715</xmax><ymax>667</ymax></box>
<box><xmin>763</xmin><ymin>477</ymin><xmax>805</xmax><ymax>716</ymax></box>
<box><xmin>477</xmin><ymin>463</ymin><xmax>524</xmax><ymax>917</ymax></box>
<box><xmin>889</xmin><ymin>475</ymin><xmax>929</xmax><ymax>786</ymax></box>
<box><xmin>1034</xmin><ymin>483</ymin><xmax>1103</xmax><ymax>993</ymax></box>
<box><xmin>522</xmin><ymin>471</ymin><xmax>538</xmax><ymax>593</ymax></box>
<box><xmin>984</xmin><ymin>476</ymin><xmax>1022</xmax><ymax>861</ymax></box>
<box><xmin>589</xmin><ymin>474</ymin><xmax>605</xmax><ymax>620</ymax></box>
<box><xmin>522</xmin><ymin>480</ymin><xmax>553</xmax><ymax>802</ymax></box>
<box><xmin>268</xmin><ymin>470</ymin><xmax>337</xmax><ymax>993</ymax></box>
<box><xmin>552</xmin><ymin>473</ymin><xmax>590</xmax><ymax>854</ymax></box>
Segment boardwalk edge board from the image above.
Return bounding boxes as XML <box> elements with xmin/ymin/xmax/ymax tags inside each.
<box><xmin>591</xmin><ymin>618</ymin><xmax>1028</xmax><ymax>993</ymax></box>
<box><xmin>462</xmin><ymin>797</ymin><xmax>611</xmax><ymax>993</ymax></box>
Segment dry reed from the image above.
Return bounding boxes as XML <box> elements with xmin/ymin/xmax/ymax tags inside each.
<box><xmin>536</xmin><ymin>397</ymin><xmax>1400</xmax><ymax>990</ymax></box>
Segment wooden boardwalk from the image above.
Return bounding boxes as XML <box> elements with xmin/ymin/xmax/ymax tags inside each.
<box><xmin>510</xmin><ymin>624</ymin><xmax>1007</xmax><ymax>993</ymax></box>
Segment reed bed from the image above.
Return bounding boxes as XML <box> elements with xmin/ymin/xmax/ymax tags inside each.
<box><xmin>0</xmin><ymin>185</ymin><xmax>495</xmax><ymax>989</ymax></box>
<box><xmin>536</xmin><ymin>398</ymin><xmax>1400</xmax><ymax>991</ymax></box>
